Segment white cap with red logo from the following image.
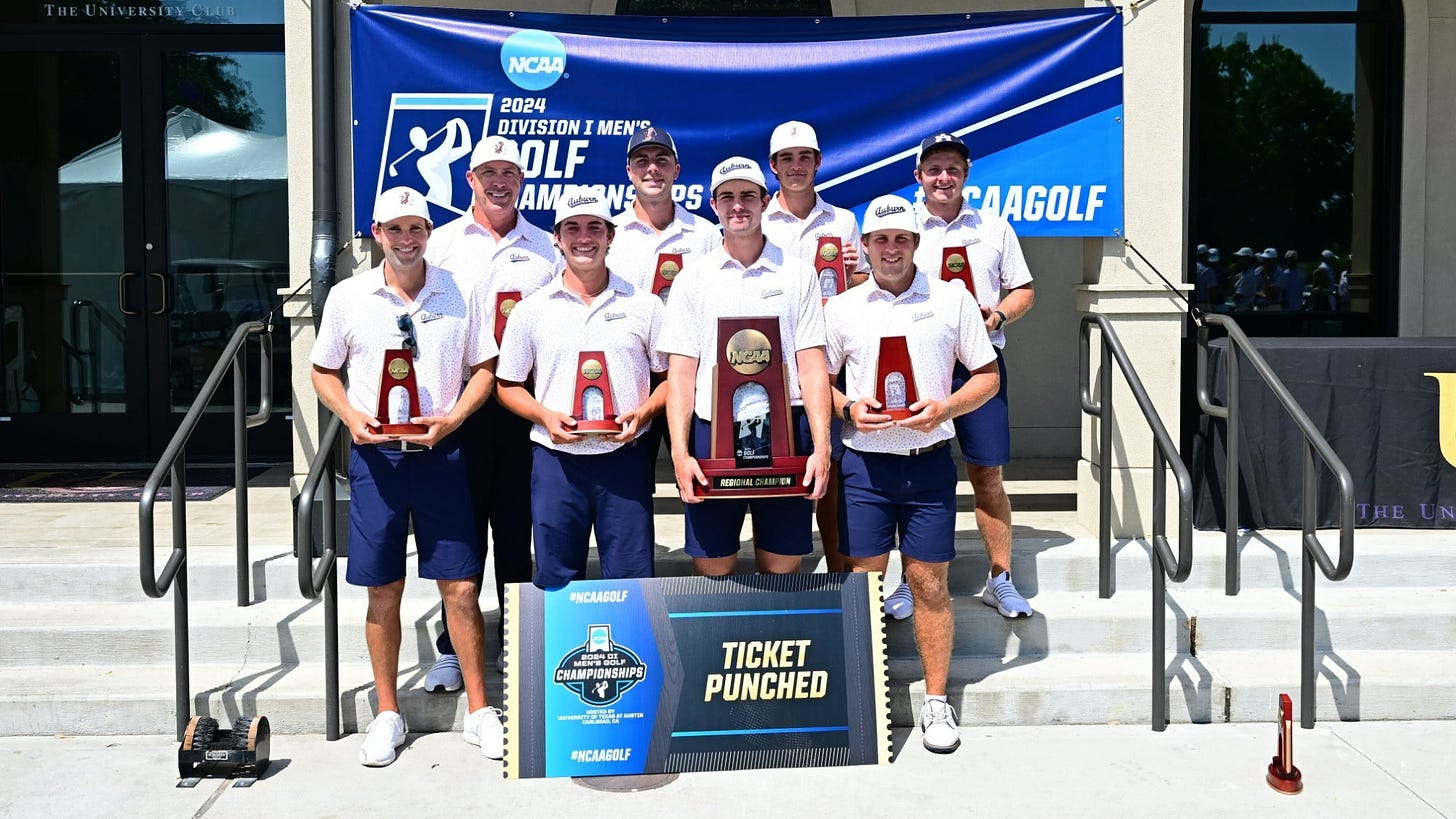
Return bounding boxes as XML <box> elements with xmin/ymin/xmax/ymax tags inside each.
<box><xmin>373</xmin><ymin>186</ymin><xmax>431</xmax><ymax>225</ymax></box>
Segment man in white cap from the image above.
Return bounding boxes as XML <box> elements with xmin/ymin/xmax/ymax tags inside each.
<box><xmin>903</xmin><ymin>133</ymin><xmax>1034</xmax><ymax>621</ymax></box>
<box><xmin>658</xmin><ymin>157</ymin><xmax>832</xmax><ymax>577</ymax></box>
<box><xmin>826</xmin><ymin>194</ymin><xmax>999</xmax><ymax>753</ymax></box>
<box><xmin>762</xmin><ymin>120</ymin><xmax>869</xmax><ymax>573</ymax></box>
<box><xmin>422</xmin><ymin>135</ymin><xmax>558</xmax><ymax>692</ymax></box>
<box><xmin>495</xmin><ymin>186</ymin><xmax>667</xmax><ymax>588</ymax></box>
<box><xmin>311</xmin><ymin>186</ymin><xmax>503</xmax><ymax>766</ymax></box>
<box><xmin>1230</xmin><ymin>247</ymin><xmax>1259</xmax><ymax>310</ymax></box>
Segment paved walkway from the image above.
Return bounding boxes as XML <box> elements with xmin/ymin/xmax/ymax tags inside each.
<box><xmin>2</xmin><ymin>721</ymin><xmax>1451</xmax><ymax>818</ymax></box>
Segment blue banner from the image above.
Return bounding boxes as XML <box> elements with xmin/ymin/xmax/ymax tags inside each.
<box><xmin>350</xmin><ymin>6</ymin><xmax>1123</xmax><ymax>238</ymax></box>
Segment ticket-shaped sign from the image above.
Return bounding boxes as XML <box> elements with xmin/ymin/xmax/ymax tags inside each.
<box><xmin>502</xmin><ymin>573</ymin><xmax>891</xmax><ymax>779</ymax></box>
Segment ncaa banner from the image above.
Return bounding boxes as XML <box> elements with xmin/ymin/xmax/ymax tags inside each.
<box><xmin>502</xmin><ymin>573</ymin><xmax>890</xmax><ymax>779</ymax></box>
<box><xmin>350</xmin><ymin>6</ymin><xmax>1123</xmax><ymax>238</ymax></box>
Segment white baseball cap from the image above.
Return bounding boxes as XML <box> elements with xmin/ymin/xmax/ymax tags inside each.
<box><xmin>469</xmin><ymin>135</ymin><xmax>524</xmax><ymax>172</ymax></box>
<box><xmin>769</xmin><ymin>121</ymin><xmax>819</xmax><ymax>156</ymax></box>
<box><xmin>373</xmin><ymin>186</ymin><xmax>431</xmax><ymax>225</ymax></box>
<box><xmin>553</xmin><ymin>185</ymin><xmax>614</xmax><ymax>228</ymax></box>
<box><xmin>861</xmin><ymin>195</ymin><xmax>919</xmax><ymax>236</ymax></box>
<box><xmin>710</xmin><ymin>156</ymin><xmax>767</xmax><ymax>193</ymax></box>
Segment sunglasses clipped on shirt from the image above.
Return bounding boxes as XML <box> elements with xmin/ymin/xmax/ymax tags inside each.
<box><xmin>396</xmin><ymin>313</ymin><xmax>418</xmax><ymax>359</ymax></box>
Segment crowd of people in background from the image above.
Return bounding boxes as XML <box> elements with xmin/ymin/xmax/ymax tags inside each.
<box><xmin>1191</xmin><ymin>244</ymin><xmax>1350</xmax><ymax>313</ymax></box>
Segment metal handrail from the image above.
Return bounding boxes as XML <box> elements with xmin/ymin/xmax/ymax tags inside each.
<box><xmin>1195</xmin><ymin>312</ymin><xmax>1355</xmax><ymax>728</ymax></box>
<box><xmin>1078</xmin><ymin>313</ymin><xmax>1194</xmax><ymax>732</ymax></box>
<box><xmin>296</xmin><ymin>412</ymin><xmax>343</xmax><ymax>740</ymax></box>
<box><xmin>139</xmin><ymin>319</ymin><xmax>273</xmax><ymax>739</ymax></box>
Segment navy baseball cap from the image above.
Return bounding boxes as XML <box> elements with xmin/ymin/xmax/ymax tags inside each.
<box><xmin>918</xmin><ymin>133</ymin><xmax>970</xmax><ymax>164</ymax></box>
<box><xmin>627</xmin><ymin>125</ymin><xmax>677</xmax><ymax>158</ymax></box>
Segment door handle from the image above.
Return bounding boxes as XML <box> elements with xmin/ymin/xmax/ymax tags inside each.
<box><xmin>149</xmin><ymin>272</ymin><xmax>168</xmax><ymax>316</ymax></box>
<box><xmin>118</xmin><ymin>272</ymin><xmax>140</xmax><ymax>316</ymax></box>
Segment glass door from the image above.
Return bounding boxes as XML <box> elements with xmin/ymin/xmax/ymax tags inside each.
<box><xmin>0</xmin><ymin>34</ymin><xmax>288</xmax><ymax>465</ymax></box>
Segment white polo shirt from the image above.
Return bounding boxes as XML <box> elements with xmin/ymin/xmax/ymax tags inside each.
<box><xmin>426</xmin><ymin>209</ymin><xmax>561</xmax><ymax>303</ymax></box>
<box><xmin>606</xmin><ymin>203</ymin><xmax>721</xmax><ymax>293</ymax></box>
<box><xmin>657</xmin><ymin>240</ymin><xmax>826</xmax><ymax>421</ymax></box>
<box><xmin>763</xmin><ymin>192</ymin><xmax>870</xmax><ymax>278</ymax></box>
<box><xmin>825</xmin><ymin>269</ymin><xmax>994</xmax><ymax>453</ymax></box>
<box><xmin>913</xmin><ymin>201</ymin><xmax>1033</xmax><ymax>349</ymax></box>
<box><xmin>496</xmin><ymin>272</ymin><xmax>666</xmax><ymax>455</ymax></box>
<box><xmin>310</xmin><ymin>263</ymin><xmax>497</xmax><ymax>418</ymax></box>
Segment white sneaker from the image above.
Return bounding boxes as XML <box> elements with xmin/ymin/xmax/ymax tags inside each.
<box><xmin>423</xmin><ymin>654</ymin><xmax>462</xmax><ymax>692</ymax></box>
<box><xmin>919</xmin><ymin>699</ymin><xmax>961</xmax><ymax>754</ymax></box>
<box><xmin>359</xmin><ymin>710</ymin><xmax>407</xmax><ymax>767</ymax></box>
<box><xmin>464</xmin><ymin>706</ymin><xmax>504</xmax><ymax>760</ymax></box>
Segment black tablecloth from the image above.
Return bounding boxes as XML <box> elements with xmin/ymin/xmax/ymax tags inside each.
<box><xmin>1193</xmin><ymin>337</ymin><xmax>1456</xmax><ymax>530</ymax></box>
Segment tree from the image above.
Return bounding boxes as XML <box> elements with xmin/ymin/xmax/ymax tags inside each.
<box><xmin>1193</xmin><ymin>27</ymin><xmax>1354</xmax><ymax>261</ymax></box>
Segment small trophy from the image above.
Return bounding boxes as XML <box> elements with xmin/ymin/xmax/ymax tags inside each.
<box><xmin>651</xmin><ymin>253</ymin><xmax>682</xmax><ymax>302</ymax></box>
<box><xmin>695</xmin><ymin>317</ymin><xmax>808</xmax><ymax>498</ymax></box>
<box><xmin>816</xmin><ymin>237</ymin><xmax>846</xmax><ymax>303</ymax></box>
<box><xmin>571</xmin><ymin>351</ymin><xmax>621</xmax><ymax>435</ymax></box>
<box><xmin>375</xmin><ymin>348</ymin><xmax>428</xmax><ymax>435</ymax></box>
<box><xmin>1266</xmin><ymin>694</ymin><xmax>1303</xmax><ymax>794</ymax></box>
<box><xmin>940</xmin><ymin>246</ymin><xmax>977</xmax><ymax>296</ymax></box>
<box><xmin>495</xmin><ymin>290</ymin><xmax>522</xmax><ymax>345</ymax></box>
<box><xmin>875</xmin><ymin>336</ymin><xmax>919</xmax><ymax>421</ymax></box>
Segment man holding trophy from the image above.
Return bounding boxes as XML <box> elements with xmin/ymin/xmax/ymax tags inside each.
<box><xmin>659</xmin><ymin>157</ymin><xmax>832</xmax><ymax>577</ymax></box>
<box><xmin>310</xmin><ymin>186</ymin><xmax>503</xmax><ymax>766</ymax></box>
<box><xmin>824</xmin><ymin>194</ymin><xmax>999</xmax><ymax>754</ymax></box>
<box><xmin>495</xmin><ymin>187</ymin><xmax>667</xmax><ymax>589</ymax></box>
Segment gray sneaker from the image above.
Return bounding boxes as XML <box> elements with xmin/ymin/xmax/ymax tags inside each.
<box><xmin>982</xmin><ymin>571</ymin><xmax>1033</xmax><ymax>618</ymax></box>
<box><xmin>423</xmin><ymin>654</ymin><xmax>462</xmax><ymax>692</ymax></box>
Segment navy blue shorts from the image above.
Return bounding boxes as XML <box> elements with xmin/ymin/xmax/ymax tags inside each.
<box><xmin>530</xmin><ymin>443</ymin><xmax>655</xmax><ymax>590</ymax></box>
<box><xmin>682</xmin><ymin>409</ymin><xmax>814</xmax><ymax>559</ymax></box>
<box><xmin>952</xmin><ymin>351</ymin><xmax>1010</xmax><ymax>467</ymax></box>
<box><xmin>839</xmin><ymin>445</ymin><xmax>958</xmax><ymax>563</ymax></box>
<box><xmin>345</xmin><ymin>438</ymin><xmax>482</xmax><ymax>587</ymax></box>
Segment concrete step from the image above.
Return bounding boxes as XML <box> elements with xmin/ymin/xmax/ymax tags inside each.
<box><xmin>1180</xmin><ymin>587</ymin><xmax>1456</xmax><ymax>653</ymax></box>
<box><xmin>1203</xmin><ymin>649</ymin><xmax>1456</xmax><ymax>722</ymax></box>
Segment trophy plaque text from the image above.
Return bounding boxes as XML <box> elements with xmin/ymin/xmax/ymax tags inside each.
<box><xmin>495</xmin><ymin>290</ymin><xmax>522</xmax><ymax>345</ymax></box>
<box><xmin>571</xmin><ymin>351</ymin><xmax>621</xmax><ymax>435</ymax></box>
<box><xmin>696</xmin><ymin>317</ymin><xmax>807</xmax><ymax>498</ymax></box>
<box><xmin>875</xmin><ymin>336</ymin><xmax>919</xmax><ymax>421</ymax></box>
<box><xmin>652</xmin><ymin>253</ymin><xmax>682</xmax><ymax>302</ymax></box>
<box><xmin>816</xmin><ymin>237</ymin><xmax>846</xmax><ymax>303</ymax></box>
<box><xmin>940</xmin><ymin>246</ymin><xmax>977</xmax><ymax>296</ymax></box>
<box><xmin>375</xmin><ymin>347</ymin><xmax>428</xmax><ymax>435</ymax></box>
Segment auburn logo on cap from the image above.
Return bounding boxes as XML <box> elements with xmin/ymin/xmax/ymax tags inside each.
<box><xmin>720</xmin><ymin>161</ymin><xmax>751</xmax><ymax>173</ymax></box>
<box><xmin>494</xmin><ymin>140</ymin><xmax>504</xmax><ymax>154</ymax></box>
<box><xmin>875</xmin><ymin>204</ymin><xmax>906</xmax><ymax>217</ymax></box>
<box><xmin>645</xmin><ymin>127</ymin><xmax>656</xmax><ymax>140</ymax></box>
<box><xmin>399</xmin><ymin>191</ymin><xmax>412</xmax><ymax>204</ymax></box>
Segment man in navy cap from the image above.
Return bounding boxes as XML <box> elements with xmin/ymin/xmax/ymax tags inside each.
<box><xmin>900</xmin><ymin>132</ymin><xmax>1035</xmax><ymax>621</ymax></box>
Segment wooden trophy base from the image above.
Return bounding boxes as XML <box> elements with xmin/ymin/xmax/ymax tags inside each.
<box><xmin>379</xmin><ymin>423</ymin><xmax>429</xmax><ymax>435</ymax></box>
<box><xmin>1266</xmin><ymin>760</ymin><xmax>1303</xmax><ymax>794</ymax></box>
<box><xmin>694</xmin><ymin>455</ymin><xmax>809</xmax><ymax>499</ymax></box>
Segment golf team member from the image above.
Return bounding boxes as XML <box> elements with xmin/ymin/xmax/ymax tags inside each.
<box><xmin>605</xmin><ymin>125</ymin><xmax>721</xmax><ymax>477</ymax></box>
<box><xmin>496</xmin><ymin>187</ymin><xmax>667</xmax><ymax>588</ymax></box>
<box><xmin>606</xmin><ymin>125</ymin><xmax>721</xmax><ymax>294</ymax></box>
<box><xmin>761</xmin><ymin>120</ymin><xmax>869</xmax><ymax>573</ymax></box>
<box><xmin>310</xmin><ymin>186</ymin><xmax>503</xmax><ymax>766</ymax></box>
<box><xmin>909</xmin><ymin>132</ymin><xmax>1036</xmax><ymax>620</ymax></box>
<box><xmin>825</xmin><ymin>194</ymin><xmax>999</xmax><ymax>753</ymax></box>
<box><xmin>659</xmin><ymin>157</ymin><xmax>832</xmax><ymax>576</ymax></box>
<box><xmin>423</xmin><ymin>135</ymin><xmax>559</xmax><ymax>689</ymax></box>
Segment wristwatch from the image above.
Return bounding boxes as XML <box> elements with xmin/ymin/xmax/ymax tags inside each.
<box><xmin>842</xmin><ymin>400</ymin><xmax>856</xmax><ymax>423</ymax></box>
<box><xmin>993</xmin><ymin>309</ymin><xmax>1008</xmax><ymax>330</ymax></box>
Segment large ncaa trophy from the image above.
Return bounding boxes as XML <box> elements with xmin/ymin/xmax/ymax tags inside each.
<box><xmin>875</xmin><ymin>336</ymin><xmax>919</xmax><ymax>421</ymax></box>
<box><xmin>571</xmin><ymin>351</ymin><xmax>622</xmax><ymax>434</ymax></box>
<box><xmin>695</xmin><ymin>317</ymin><xmax>808</xmax><ymax>498</ymax></box>
<box><xmin>375</xmin><ymin>348</ymin><xmax>428</xmax><ymax>435</ymax></box>
<box><xmin>652</xmin><ymin>253</ymin><xmax>681</xmax><ymax>302</ymax></box>
<box><xmin>495</xmin><ymin>290</ymin><xmax>522</xmax><ymax>345</ymax></box>
<box><xmin>816</xmin><ymin>237</ymin><xmax>846</xmax><ymax>303</ymax></box>
<box><xmin>940</xmin><ymin>246</ymin><xmax>977</xmax><ymax>295</ymax></box>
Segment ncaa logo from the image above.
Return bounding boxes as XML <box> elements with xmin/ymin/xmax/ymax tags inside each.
<box><xmin>501</xmin><ymin>30</ymin><xmax>566</xmax><ymax>91</ymax></box>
